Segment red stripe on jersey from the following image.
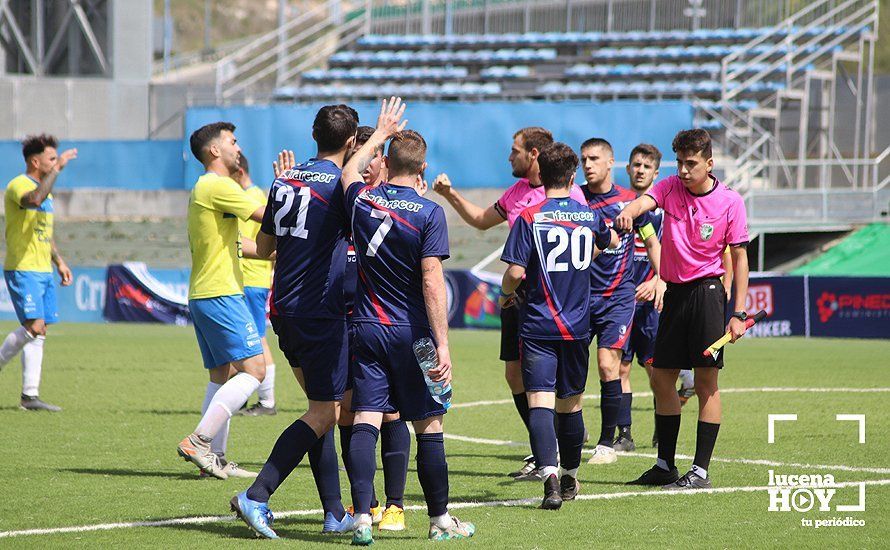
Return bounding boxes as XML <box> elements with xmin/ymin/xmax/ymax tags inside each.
<box><xmin>367</xmin><ymin>202</ymin><xmax>420</xmax><ymax>233</ymax></box>
<box><xmin>586</xmin><ymin>188</ymin><xmax>636</xmax><ymax>210</ymax></box>
<box><xmin>358</xmin><ymin>266</ymin><xmax>392</xmax><ymax>325</ymax></box>
<box><xmin>519</xmin><ymin>201</ymin><xmax>548</xmax><ymax>224</ymax></box>
<box><xmin>540</xmin><ymin>273</ymin><xmax>573</xmax><ymax>340</ymax></box>
<box><xmin>602</xmin><ymin>244</ymin><xmax>630</xmax><ymax>298</ymax></box>
<box><xmin>281</xmin><ymin>178</ymin><xmax>331</xmax><ymax>206</ymax></box>
<box><xmin>269</xmin><ymin>283</ymin><xmax>279</xmax><ymax>316</ymax></box>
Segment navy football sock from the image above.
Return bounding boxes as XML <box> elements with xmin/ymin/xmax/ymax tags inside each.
<box><xmin>598</xmin><ymin>380</ymin><xmax>622</xmax><ymax>446</ymax></box>
<box><xmin>617</xmin><ymin>392</ymin><xmax>633</xmax><ymax>430</ymax></box>
<box><xmin>346</xmin><ymin>423</ymin><xmax>379</xmax><ymax>516</ymax></box>
<box><xmin>512</xmin><ymin>392</ymin><xmax>531</xmax><ymax>429</ymax></box>
<box><xmin>308</xmin><ymin>428</ymin><xmax>344</xmax><ymax>519</ymax></box>
<box><xmin>556</xmin><ymin>410</ymin><xmax>585</xmax><ymax>472</ymax></box>
<box><xmin>340</xmin><ymin>424</ymin><xmax>377</xmax><ymax>508</ymax></box>
<box><xmin>247</xmin><ymin>418</ymin><xmax>319</xmax><ymax>503</ymax></box>
<box><xmin>415</xmin><ymin>432</ymin><xmax>449</xmax><ymax>518</ymax></box>
<box><xmin>381</xmin><ymin>419</ymin><xmax>410</xmax><ymax>508</ymax></box>
<box><xmin>655</xmin><ymin>414</ymin><xmax>682</xmax><ymax>470</ymax></box>
<box><xmin>528</xmin><ymin>407</ymin><xmax>558</xmax><ymax>471</ymax></box>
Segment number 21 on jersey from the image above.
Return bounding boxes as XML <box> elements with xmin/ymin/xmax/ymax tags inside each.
<box><xmin>273</xmin><ymin>184</ymin><xmax>310</xmax><ymax>239</ymax></box>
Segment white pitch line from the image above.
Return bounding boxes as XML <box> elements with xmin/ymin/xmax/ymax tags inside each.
<box><xmin>439</xmin><ymin>434</ymin><xmax>890</xmax><ymax>474</ymax></box>
<box><xmin>3</xmin><ymin>480</ymin><xmax>888</xmax><ymax>539</ymax></box>
<box><xmin>450</xmin><ymin>387</ymin><xmax>890</xmax><ymax>409</ymax></box>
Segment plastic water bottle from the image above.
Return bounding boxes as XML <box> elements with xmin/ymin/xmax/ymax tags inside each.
<box><xmin>412</xmin><ymin>337</ymin><xmax>452</xmax><ymax>410</ymax></box>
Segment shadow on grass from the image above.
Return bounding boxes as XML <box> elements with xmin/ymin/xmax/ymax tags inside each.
<box><xmin>165</xmin><ymin>518</ymin><xmax>416</xmax><ymax>544</ymax></box>
<box><xmin>139</xmin><ymin>408</ymin><xmax>308</xmax><ymax>416</ymax></box>
<box><xmin>60</xmin><ymin>467</ymin><xmax>208</xmax><ymax>481</ymax></box>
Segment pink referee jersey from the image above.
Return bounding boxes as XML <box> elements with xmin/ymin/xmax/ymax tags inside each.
<box><xmin>646</xmin><ymin>175</ymin><xmax>748</xmax><ymax>284</ymax></box>
<box><xmin>494</xmin><ymin>178</ymin><xmax>587</xmax><ymax>228</ymax></box>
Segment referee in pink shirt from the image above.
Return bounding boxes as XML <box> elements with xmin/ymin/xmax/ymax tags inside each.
<box><xmin>615</xmin><ymin>129</ymin><xmax>749</xmax><ymax>490</ymax></box>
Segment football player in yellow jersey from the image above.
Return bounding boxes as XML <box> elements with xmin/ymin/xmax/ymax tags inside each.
<box><xmin>232</xmin><ymin>153</ymin><xmax>277</xmax><ymax>417</ymax></box>
<box><xmin>0</xmin><ymin>134</ymin><xmax>76</xmax><ymax>412</ymax></box>
<box><xmin>176</xmin><ymin>122</ymin><xmax>268</xmax><ymax>480</ymax></box>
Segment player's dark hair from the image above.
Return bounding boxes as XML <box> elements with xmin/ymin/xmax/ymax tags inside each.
<box><xmin>189</xmin><ymin>121</ymin><xmax>235</xmax><ymax>163</ymax></box>
<box><xmin>580</xmin><ymin>137</ymin><xmax>613</xmax><ymax>155</ymax></box>
<box><xmin>238</xmin><ymin>152</ymin><xmax>249</xmax><ymax>175</ymax></box>
<box><xmin>672</xmin><ymin>129</ymin><xmax>712</xmax><ymax>159</ymax></box>
<box><xmin>313</xmin><ymin>104</ymin><xmax>359</xmax><ymax>152</ymax></box>
<box><xmin>629</xmin><ymin>143</ymin><xmax>662</xmax><ymax>169</ymax></box>
<box><xmin>386</xmin><ymin>130</ymin><xmax>427</xmax><ymax>178</ymax></box>
<box><xmin>513</xmin><ymin>127</ymin><xmax>553</xmax><ymax>154</ymax></box>
<box><xmin>356</xmin><ymin>125</ymin><xmax>384</xmax><ymax>155</ymax></box>
<box><xmin>22</xmin><ymin>134</ymin><xmax>58</xmax><ymax>161</ymax></box>
<box><xmin>537</xmin><ymin>142</ymin><xmax>579</xmax><ymax>190</ymax></box>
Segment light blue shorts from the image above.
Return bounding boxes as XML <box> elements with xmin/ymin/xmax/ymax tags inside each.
<box><xmin>3</xmin><ymin>270</ymin><xmax>58</xmax><ymax>324</ymax></box>
<box><xmin>243</xmin><ymin>286</ymin><xmax>270</xmax><ymax>338</ymax></box>
<box><xmin>189</xmin><ymin>294</ymin><xmax>263</xmax><ymax>369</ymax></box>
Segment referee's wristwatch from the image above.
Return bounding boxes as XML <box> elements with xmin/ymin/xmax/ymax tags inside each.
<box><xmin>731</xmin><ymin>311</ymin><xmax>748</xmax><ymax>321</ymax></box>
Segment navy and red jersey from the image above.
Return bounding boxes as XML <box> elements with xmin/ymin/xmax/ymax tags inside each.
<box><xmin>345</xmin><ymin>181</ymin><xmax>450</xmax><ymax>328</ymax></box>
<box><xmin>630</xmin><ymin>206</ymin><xmax>663</xmax><ymax>287</ymax></box>
<box><xmin>582</xmin><ymin>184</ymin><xmax>651</xmax><ymax>297</ymax></box>
<box><xmin>260</xmin><ymin>158</ymin><xmax>348</xmax><ymax>320</ymax></box>
<box><xmin>344</xmin><ymin>241</ymin><xmax>357</xmax><ymax>315</ymax></box>
<box><xmin>501</xmin><ymin>197</ymin><xmax>611</xmax><ymax>341</ymax></box>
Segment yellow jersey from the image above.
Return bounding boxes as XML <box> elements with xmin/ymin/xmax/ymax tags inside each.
<box><xmin>238</xmin><ymin>185</ymin><xmax>273</xmax><ymax>289</ymax></box>
<box><xmin>187</xmin><ymin>172</ymin><xmax>262</xmax><ymax>300</ymax></box>
<box><xmin>4</xmin><ymin>174</ymin><xmax>53</xmax><ymax>272</ymax></box>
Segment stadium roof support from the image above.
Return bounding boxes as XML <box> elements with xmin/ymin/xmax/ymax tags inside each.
<box><xmin>0</xmin><ymin>0</ymin><xmax>110</xmax><ymax>76</ymax></box>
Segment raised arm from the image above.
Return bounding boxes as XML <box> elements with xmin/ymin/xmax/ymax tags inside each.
<box><xmin>22</xmin><ymin>149</ymin><xmax>77</xmax><ymax>207</ymax></box>
<box><xmin>614</xmin><ymin>194</ymin><xmax>657</xmax><ymax>233</ymax></box>
<box><xmin>341</xmin><ymin>97</ymin><xmax>407</xmax><ymax>193</ymax></box>
<box><xmin>421</xmin><ymin>256</ymin><xmax>452</xmax><ymax>386</ymax></box>
<box><xmin>433</xmin><ymin>174</ymin><xmax>505</xmax><ymax>230</ymax></box>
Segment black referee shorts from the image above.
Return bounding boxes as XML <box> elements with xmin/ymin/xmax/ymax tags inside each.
<box><xmin>653</xmin><ymin>277</ymin><xmax>727</xmax><ymax>370</ymax></box>
<box><xmin>499</xmin><ymin>303</ymin><xmax>520</xmax><ymax>362</ymax></box>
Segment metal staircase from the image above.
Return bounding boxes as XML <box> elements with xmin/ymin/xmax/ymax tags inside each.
<box><xmin>705</xmin><ymin>0</ymin><xmax>886</xmax><ymax>235</ymax></box>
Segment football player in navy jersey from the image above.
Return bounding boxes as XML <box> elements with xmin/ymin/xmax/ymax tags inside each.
<box><xmin>617</xmin><ymin>144</ymin><xmax>667</xmax><ymax>450</ymax></box>
<box><xmin>578</xmin><ymin>138</ymin><xmax>663</xmax><ymax>466</ymax></box>
<box><xmin>340</xmin><ymin>98</ymin><xmax>475</xmax><ymax>545</ymax></box>
<box><xmin>231</xmin><ymin>105</ymin><xmax>359</xmax><ymax>539</ymax></box>
<box><xmin>338</xmin><ymin>125</ymin><xmax>412</xmax><ymax>531</ymax></box>
<box><xmin>500</xmin><ymin>142</ymin><xmax>612</xmax><ymax>509</ymax></box>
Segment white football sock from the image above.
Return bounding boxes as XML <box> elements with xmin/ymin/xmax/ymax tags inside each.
<box><xmin>539</xmin><ymin>465</ymin><xmax>559</xmax><ymax>479</ymax></box>
<box><xmin>679</xmin><ymin>369</ymin><xmax>695</xmax><ymax>389</ymax></box>
<box><xmin>201</xmin><ymin>381</ymin><xmax>223</xmax><ymax>415</ymax></box>
<box><xmin>21</xmin><ymin>335</ymin><xmax>45</xmax><ymax>397</ymax></box>
<box><xmin>559</xmin><ymin>467</ymin><xmax>579</xmax><ymax>479</ymax></box>
<box><xmin>212</xmin><ymin>418</ymin><xmax>230</xmax><ymax>458</ymax></box>
<box><xmin>691</xmin><ymin>465</ymin><xmax>708</xmax><ymax>479</ymax></box>
<box><xmin>195</xmin><ymin>372</ymin><xmax>259</xmax><ymax>439</ymax></box>
<box><xmin>656</xmin><ymin>458</ymin><xmax>670</xmax><ymax>471</ymax></box>
<box><xmin>200</xmin><ymin>381</ymin><xmax>228</xmax><ymax>457</ymax></box>
<box><xmin>257</xmin><ymin>363</ymin><xmax>276</xmax><ymax>407</ymax></box>
<box><xmin>0</xmin><ymin>326</ymin><xmax>34</xmax><ymax>367</ymax></box>
<box><xmin>431</xmin><ymin>512</ymin><xmax>453</xmax><ymax>530</ymax></box>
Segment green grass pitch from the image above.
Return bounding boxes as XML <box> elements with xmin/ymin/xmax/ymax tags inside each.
<box><xmin>0</xmin><ymin>322</ymin><xmax>887</xmax><ymax>548</ymax></box>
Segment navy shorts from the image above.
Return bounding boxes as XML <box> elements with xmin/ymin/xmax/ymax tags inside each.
<box><xmin>345</xmin><ymin>321</ymin><xmax>356</xmax><ymax>392</ymax></box>
<box><xmin>589</xmin><ymin>293</ymin><xmax>635</xmax><ymax>351</ymax></box>
<box><xmin>189</xmin><ymin>295</ymin><xmax>263</xmax><ymax>370</ymax></box>
<box><xmin>622</xmin><ymin>300</ymin><xmax>659</xmax><ymax>366</ymax></box>
<box><xmin>350</xmin><ymin>322</ymin><xmax>447</xmax><ymax>421</ymax></box>
<box><xmin>520</xmin><ymin>338</ymin><xmax>590</xmax><ymax>399</ymax></box>
<box><xmin>271</xmin><ymin>316</ymin><xmax>348</xmax><ymax>401</ymax></box>
<box><xmin>243</xmin><ymin>286</ymin><xmax>270</xmax><ymax>338</ymax></box>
